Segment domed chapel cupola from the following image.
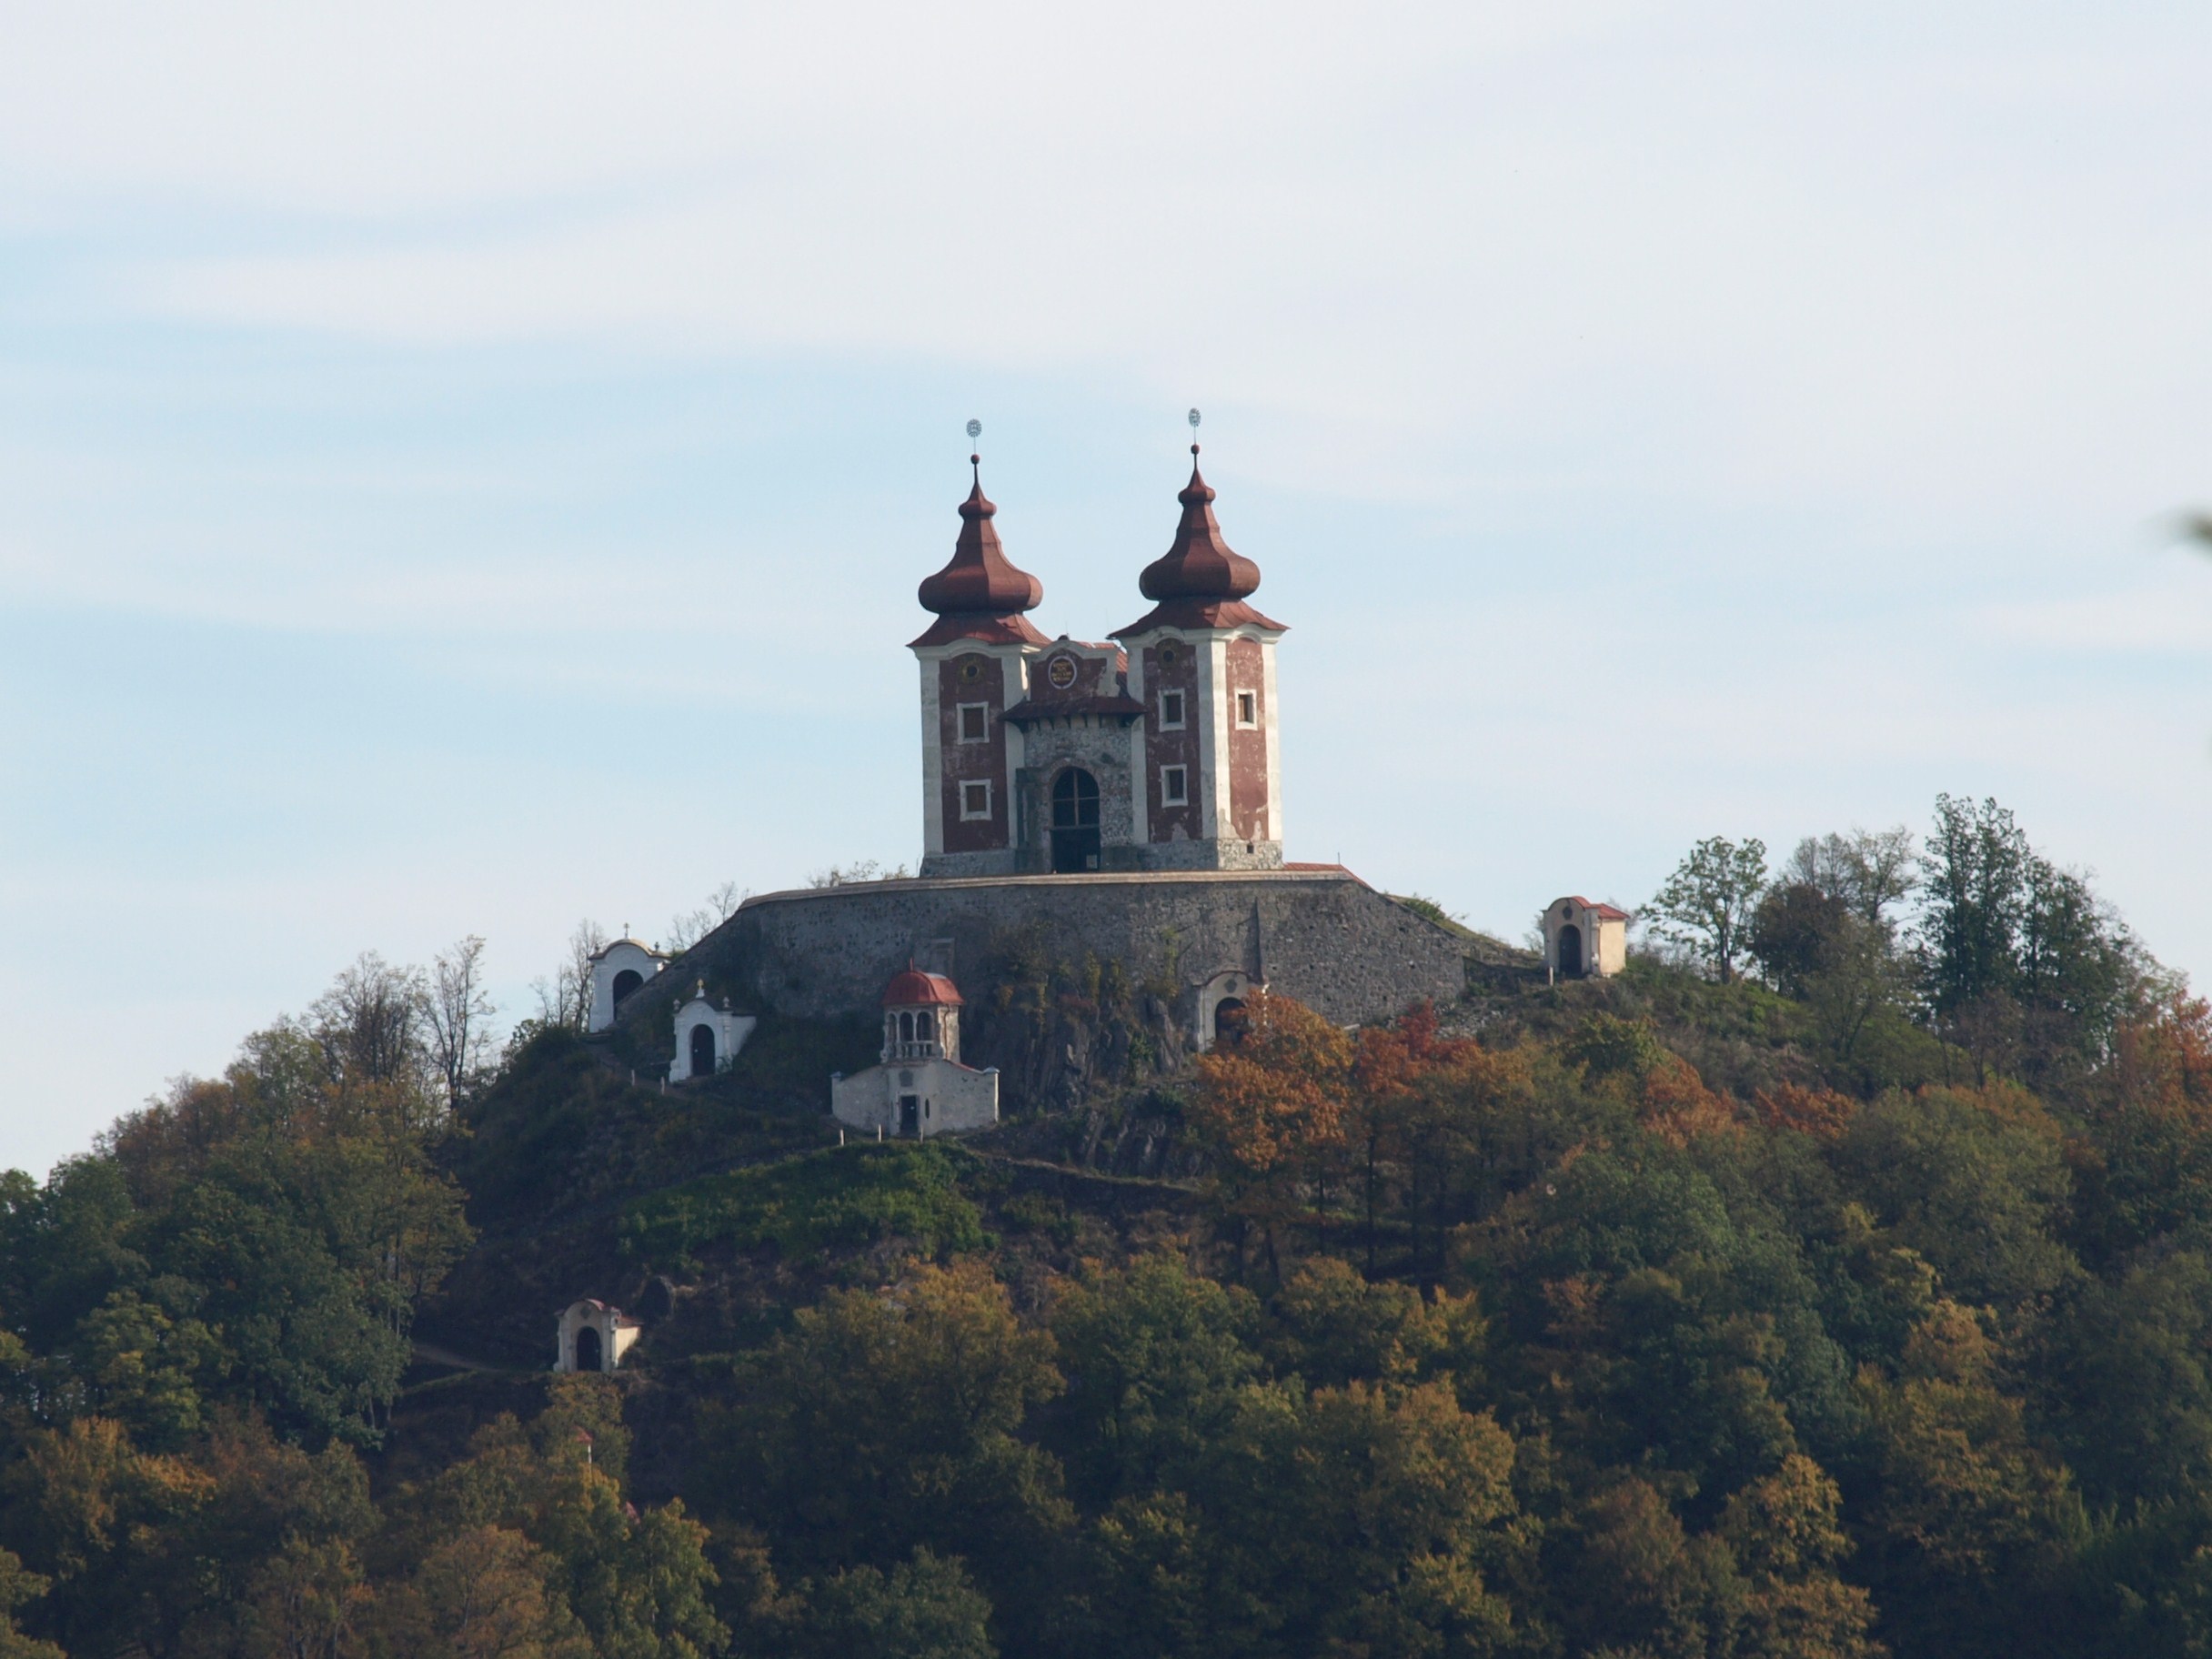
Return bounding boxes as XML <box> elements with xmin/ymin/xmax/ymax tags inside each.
<box><xmin>910</xmin><ymin>457</ymin><xmax>1050</xmax><ymax>649</ymax></box>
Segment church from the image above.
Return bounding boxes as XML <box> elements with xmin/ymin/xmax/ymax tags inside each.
<box><xmin>585</xmin><ymin>432</ymin><xmax>1624</xmax><ymax>1108</ymax></box>
<box><xmin>914</xmin><ymin>441</ymin><xmax>1285</xmax><ymax>877</ymax></box>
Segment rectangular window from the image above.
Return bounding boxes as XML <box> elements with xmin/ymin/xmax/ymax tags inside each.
<box><xmin>1159</xmin><ymin>689</ymin><xmax>1185</xmax><ymax>729</ymax></box>
<box><xmin>1161</xmin><ymin>765</ymin><xmax>1189</xmax><ymax>807</ymax></box>
<box><xmin>1236</xmin><ymin>690</ymin><xmax>1257</xmax><ymax>727</ymax></box>
<box><xmin>957</xmin><ymin>702</ymin><xmax>989</xmax><ymax>743</ymax></box>
<box><xmin>960</xmin><ymin>779</ymin><xmax>992</xmax><ymax>819</ymax></box>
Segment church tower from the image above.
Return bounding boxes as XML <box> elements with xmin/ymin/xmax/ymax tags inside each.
<box><xmin>912</xmin><ymin>457</ymin><xmax>1049</xmax><ymax>877</ymax></box>
<box><xmin>1114</xmin><ymin>447</ymin><xmax>1287</xmax><ymax>870</ymax></box>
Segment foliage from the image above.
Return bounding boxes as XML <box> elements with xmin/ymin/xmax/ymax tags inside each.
<box><xmin>9</xmin><ymin>795</ymin><xmax>2212</xmax><ymax>1658</ymax></box>
<box><xmin>620</xmin><ymin>1144</ymin><xmax>989</xmax><ymax>1270</ymax></box>
<box><xmin>1647</xmin><ymin>836</ymin><xmax>1771</xmax><ymax>984</ymax></box>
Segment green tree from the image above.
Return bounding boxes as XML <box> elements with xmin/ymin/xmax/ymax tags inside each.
<box><xmin>1835</xmin><ymin>1086</ymin><xmax>2076</xmax><ymax>1310</ymax></box>
<box><xmin>794</xmin><ymin>1548</ymin><xmax>996</xmax><ymax>1659</ymax></box>
<box><xmin>1048</xmin><ymin>1255</ymin><xmax>1260</xmax><ymax>1508</ymax></box>
<box><xmin>1647</xmin><ymin>837</ymin><xmax>1771</xmax><ymax>985</ymax></box>
<box><xmin>702</xmin><ymin>1262</ymin><xmax>1067</xmax><ymax>1647</ymax></box>
<box><xmin>0</xmin><ymin>1550</ymin><xmax>64</xmax><ymax>1659</ymax></box>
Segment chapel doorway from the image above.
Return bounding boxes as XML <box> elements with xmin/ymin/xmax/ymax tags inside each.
<box><xmin>689</xmin><ymin>1023</ymin><xmax>717</xmax><ymax>1078</ymax></box>
<box><xmin>1051</xmin><ymin>768</ymin><xmax>1101</xmax><ymax>872</ymax></box>
<box><xmin>900</xmin><ymin>1094</ymin><xmax>921</xmax><ymax>1138</ymax></box>
<box><xmin>1213</xmin><ymin>997</ymin><xmax>1250</xmax><ymax>1048</ymax></box>
<box><xmin>1557</xmin><ymin>923</ymin><xmax>1584</xmax><ymax>979</ymax></box>
<box><xmin>612</xmin><ymin>969</ymin><xmax>643</xmax><ymax>1006</ymax></box>
<box><xmin>575</xmin><ymin>1325</ymin><xmax>603</xmax><ymax>1372</ymax></box>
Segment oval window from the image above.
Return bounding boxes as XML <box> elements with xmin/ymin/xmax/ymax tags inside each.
<box><xmin>1047</xmin><ymin>656</ymin><xmax>1078</xmax><ymax>690</ymax></box>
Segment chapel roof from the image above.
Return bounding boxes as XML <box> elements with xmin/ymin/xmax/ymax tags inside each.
<box><xmin>1114</xmin><ymin>447</ymin><xmax>1285</xmax><ymax>637</ymax></box>
<box><xmin>1560</xmin><ymin>896</ymin><xmax>1631</xmax><ymax>920</ymax></box>
<box><xmin>882</xmin><ymin>968</ymin><xmax>964</xmax><ymax>1009</ymax></box>
<box><xmin>911</xmin><ymin>460</ymin><xmax>1051</xmax><ymax>649</ymax></box>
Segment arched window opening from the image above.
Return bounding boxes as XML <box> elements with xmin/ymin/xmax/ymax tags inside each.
<box><xmin>611</xmin><ymin>968</ymin><xmax>644</xmax><ymax>1006</ymax></box>
<box><xmin>575</xmin><ymin>1325</ymin><xmax>603</xmax><ymax>1372</ymax></box>
<box><xmin>916</xmin><ymin>1011</ymin><xmax>935</xmax><ymax>1043</ymax></box>
<box><xmin>900</xmin><ymin>1010</ymin><xmax>915</xmax><ymax>1043</ymax></box>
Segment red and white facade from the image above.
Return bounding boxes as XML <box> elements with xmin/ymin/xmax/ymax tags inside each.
<box><xmin>915</xmin><ymin>448</ymin><xmax>1287</xmax><ymax>878</ymax></box>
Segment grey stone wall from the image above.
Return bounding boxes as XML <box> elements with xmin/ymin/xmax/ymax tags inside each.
<box><xmin>618</xmin><ymin>869</ymin><xmax>1470</xmax><ymax>1040</ymax></box>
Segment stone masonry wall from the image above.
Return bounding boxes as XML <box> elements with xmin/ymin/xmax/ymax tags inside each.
<box><xmin>615</xmin><ymin>869</ymin><xmax>1471</xmax><ymax>1087</ymax></box>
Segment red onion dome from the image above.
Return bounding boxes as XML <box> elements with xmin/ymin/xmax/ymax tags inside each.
<box><xmin>882</xmin><ymin>968</ymin><xmax>963</xmax><ymax>1008</ymax></box>
<box><xmin>1136</xmin><ymin>448</ymin><xmax>1262</xmax><ymax>602</ymax></box>
<box><xmin>918</xmin><ymin>467</ymin><xmax>1044</xmax><ymax>618</ymax></box>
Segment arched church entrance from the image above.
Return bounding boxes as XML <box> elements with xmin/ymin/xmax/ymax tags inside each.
<box><xmin>1213</xmin><ymin>997</ymin><xmax>1250</xmax><ymax>1047</ymax></box>
<box><xmin>575</xmin><ymin>1325</ymin><xmax>603</xmax><ymax>1372</ymax></box>
<box><xmin>1051</xmin><ymin>768</ymin><xmax>1101</xmax><ymax>872</ymax></box>
<box><xmin>689</xmin><ymin>1023</ymin><xmax>717</xmax><ymax>1078</ymax></box>
<box><xmin>612</xmin><ymin>968</ymin><xmax>643</xmax><ymax>1006</ymax></box>
<box><xmin>1557</xmin><ymin>923</ymin><xmax>1584</xmax><ymax>978</ymax></box>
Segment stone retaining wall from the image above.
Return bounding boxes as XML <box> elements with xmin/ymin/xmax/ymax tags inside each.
<box><xmin>618</xmin><ymin>868</ymin><xmax>1470</xmax><ymax>1043</ymax></box>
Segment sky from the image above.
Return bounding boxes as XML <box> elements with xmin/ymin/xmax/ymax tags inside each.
<box><xmin>3</xmin><ymin>2</ymin><xmax>2208</xmax><ymax>1178</ymax></box>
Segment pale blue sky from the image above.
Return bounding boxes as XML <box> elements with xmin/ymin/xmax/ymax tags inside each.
<box><xmin>4</xmin><ymin>3</ymin><xmax>2208</xmax><ymax>1176</ymax></box>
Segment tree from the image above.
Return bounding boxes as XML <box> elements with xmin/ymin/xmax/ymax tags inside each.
<box><xmin>703</xmin><ymin>1260</ymin><xmax>1068</xmax><ymax>1636</ymax></box>
<box><xmin>1646</xmin><ymin>837</ymin><xmax>1770</xmax><ymax>984</ymax></box>
<box><xmin>666</xmin><ymin>882</ymin><xmax>748</xmax><ymax>953</ymax></box>
<box><xmin>1749</xmin><ymin>882</ymin><xmax>1851</xmax><ymax>998</ymax></box>
<box><xmin>1048</xmin><ymin>1256</ymin><xmax>1261</xmax><ymax>1507</ymax></box>
<box><xmin>1186</xmin><ymin>990</ymin><xmax>1352</xmax><ymax>1278</ymax></box>
<box><xmin>532</xmin><ymin>921</ymin><xmax>607</xmax><ymax>1031</ymax></box>
<box><xmin>425</xmin><ymin>935</ymin><xmax>498</xmax><ymax>1111</ymax></box>
<box><xmin>1919</xmin><ymin>795</ymin><xmax>2031</xmax><ymax>1019</ymax></box>
<box><xmin>1782</xmin><ymin>826</ymin><xmax>1918</xmax><ymax>930</ymax></box>
<box><xmin>310</xmin><ymin>952</ymin><xmax>431</xmax><ymax>1097</ymax></box>
<box><xmin>1918</xmin><ymin>796</ymin><xmax>2143</xmax><ymax>1081</ymax></box>
<box><xmin>794</xmin><ymin>1549</ymin><xmax>996</xmax><ymax>1659</ymax></box>
<box><xmin>0</xmin><ymin>1550</ymin><xmax>64</xmax><ymax>1659</ymax></box>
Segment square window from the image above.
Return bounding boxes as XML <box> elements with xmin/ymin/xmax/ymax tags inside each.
<box><xmin>957</xmin><ymin>702</ymin><xmax>989</xmax><ymax>743</ymax></box>
<box><xmin>1161</xmin><ymin>765</ymin><xmax>1189</xmax><ymax>806</ymax></box>
<box><xmin>1159</xmin><ymin>689</ymin><xmax>1185</xmax><ymax>729</ymax></box>
<box><xmin>1236</xmin><ymin>690</ymin><xmax>1257</xmax><ymax>727</ymax></box>
<box><xmin>960</xmin><ymin>780</ymin><xmax>992</xmax><ymax>819</ymax></box>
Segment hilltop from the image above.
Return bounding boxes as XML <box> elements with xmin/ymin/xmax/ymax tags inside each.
<box><xmin>2</xmin><ymin>802</ymin><xmax>2210</xmax><ymax>1657</ymax></box>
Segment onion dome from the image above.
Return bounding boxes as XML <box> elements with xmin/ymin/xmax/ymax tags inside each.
<box><xmin>1114</xmin><ymin>447</ymin><xmax>1285</xmax><ymax>637</ymax></box>
<box><xmin>911</xmin><ymin>458</ymin><xmax>1050</xmax><ymax>649</ymax></box>
<box><xmin>882</xmin><ymin>967</ymin><xmax>963</xmax><ymax>1009</ymax></box>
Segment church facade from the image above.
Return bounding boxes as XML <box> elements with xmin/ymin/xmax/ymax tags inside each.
<box><xmin>913</xmin><ymin>446</ymin><xmax>1286</xmax><ymax>878</ymax></box>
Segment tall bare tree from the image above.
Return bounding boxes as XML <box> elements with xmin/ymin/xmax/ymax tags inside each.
<box><xmin>665</xmin><ymin>880</ymin><xmax>748</xmax><ymax>952</ymax></box>
<box><xmin>531</xmin><ymin>920</ymin><xmax>606</xmax><ymax>1031</ymax></box>
<box><xmin>1780</xmin><ymin>826</ymin><xmax>1918</xmax><ymax>931</ymax></box>
<box><xmin>424</xmin><ymin>935</ymin><xmax>498</xmax><ymax>1109</ymax></box>
<box><xmin>310</xmin><ymin>952</ymin><xmax>430</xmax><ymax>1094</ymax></box>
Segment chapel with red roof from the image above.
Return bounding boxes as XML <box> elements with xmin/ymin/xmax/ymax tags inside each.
<box><xmin>912</xmin><ymin>440</ymin><xmax>1286</xmax><ymax>878</ymax></box>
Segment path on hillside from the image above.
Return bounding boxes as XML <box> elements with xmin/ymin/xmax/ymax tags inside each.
<box><xmin>408</xmin><ymin>1337</ymin><xmax>518</xmax><ymax>1373</ymax></box>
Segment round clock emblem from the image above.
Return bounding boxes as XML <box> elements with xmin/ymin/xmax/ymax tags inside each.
<box><xmin>1046</xmin><ymin>656</ymin><xmax>1078</xmax><ymax>690</ymax></box>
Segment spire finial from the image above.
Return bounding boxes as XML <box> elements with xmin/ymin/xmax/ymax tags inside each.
<box><xmin>966</xmin><ymin>418</ymin><xmax>981</xmax><ymax>484</ymax></box>
<box><xmin>1188</xmin><ymin>407</ymin><xmax>1201</xmax><ymax>461</ymax></box>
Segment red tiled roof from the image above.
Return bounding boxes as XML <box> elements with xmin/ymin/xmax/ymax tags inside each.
<box><xmin>1560</xmin><ymin>896</ymin><xmax>1631</xmax><ymax>920</ymax></box>
<box><xmin>882</xmin><ymin>969</ymin><xmax>963</xmax><ymax>1009</ymax></box>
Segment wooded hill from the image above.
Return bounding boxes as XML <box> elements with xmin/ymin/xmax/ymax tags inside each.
<box><xmin>4</xmin><ymin>795</ymin><xmax>2211</xmax><ymax>1658</ymax></box>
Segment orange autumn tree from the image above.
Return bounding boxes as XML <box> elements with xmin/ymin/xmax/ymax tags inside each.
<box><xmin>1190</xmin><ymin>990</ymin><xmax>1352</xmax><ymax>1278</ymax></box>
<box><xmin>1348</xmin><ymin>1005</ymin><xmax>1466</xmax><ymax>1273</ymax></box>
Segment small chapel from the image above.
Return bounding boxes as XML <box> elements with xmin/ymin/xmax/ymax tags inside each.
<box><xmin>911</xmin><ymin>442</ymin><xmax>1286</xmax><ymax>877</ymax></box>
